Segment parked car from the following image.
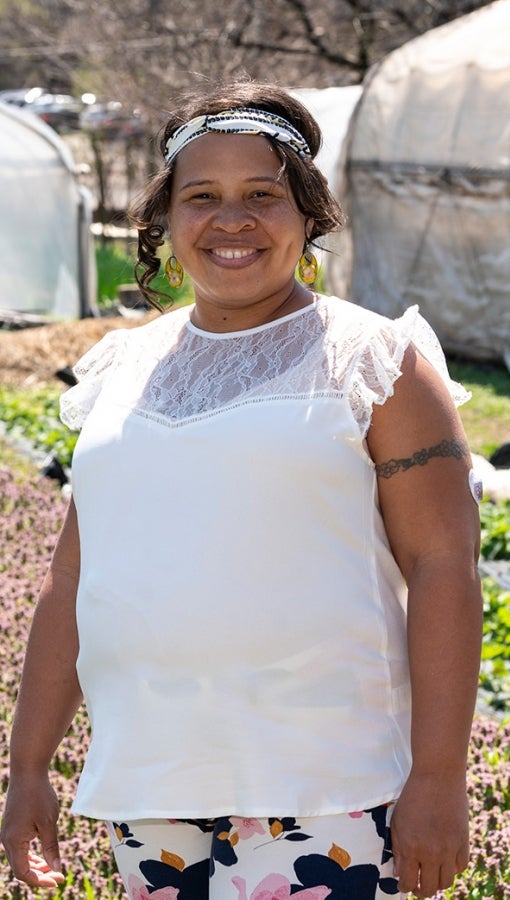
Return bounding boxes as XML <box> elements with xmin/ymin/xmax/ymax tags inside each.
<box><xmin>0</xmin><ymin>87</ymin><xmax>82</xmax><ymax>132</ymax></box>
<box><xmin>29</xmin><ymin>93</ymin><xmax>83</xmax><ymax>132</ymax></box>
<box><xmin>80</xmin><ymin>101</ymin><xmax>146</xmax><ymax>140</ymax></box>
<box><xmin>0</xmin><ymin>87</ymin><xmax>45</xmax><ymax>107</ymax></box>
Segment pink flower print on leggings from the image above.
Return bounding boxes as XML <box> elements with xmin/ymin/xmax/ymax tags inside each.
<box><xmin>229</xmin><ymin>817</ymin><xmax>267</xmax><ymax>840</ymax></box>
<box><xmin>128</xmin><ymin>874</ymin><xmax>180</xmax><ymax>900</ymax></box>
<box><xmin>232</xmin><ymin>872</ymin><xmax>331</xmax><ymax>900</ymax></box>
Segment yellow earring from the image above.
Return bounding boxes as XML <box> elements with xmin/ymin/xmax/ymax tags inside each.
<box><xmin>298</xmin><ymin>250</ymin><xmax>318</xmax><ymax>285</ymax></box>
<box><xmin>165</xmin><ymin>255</ymin><xmax>184</xmax><ymax>288</ymax></box>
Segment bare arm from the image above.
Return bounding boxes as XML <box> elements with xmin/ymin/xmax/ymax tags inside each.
<box><xmin>1</xmin><ymin>497</ymin><xmax>83</xmax><ymax>889</ymax></box>
<box><xmin>367</xmin><ymin>346</ymin><xmax>482</xmax><ymax>899</ymax></box>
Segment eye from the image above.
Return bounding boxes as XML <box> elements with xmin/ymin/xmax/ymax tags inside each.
<box><xmin>250</xmin><ymin>189</ymin><xmax>282</xmax><ymax>201</ymax></box>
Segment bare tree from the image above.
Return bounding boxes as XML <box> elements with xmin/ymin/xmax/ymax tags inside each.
<box><xmin>0</xmin><ymin>0</ymin><xmax>494</xmax><ymax>102</ymax></box>
<box><xmin>0</xmin><ymin>0</ymin><xmax>493</xmax><ymax>216</ymax></box>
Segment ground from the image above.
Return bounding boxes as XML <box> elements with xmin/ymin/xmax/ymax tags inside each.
<box><xmin>0</xmin><ymin>313</ymin><xmax>157</xmax><ymax>388</ymax></box>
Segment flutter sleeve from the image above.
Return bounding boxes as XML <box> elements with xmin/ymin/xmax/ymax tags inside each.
<box><xmin>348</xmin><ymin>305</ymin><xmax>471</xmax><ymax>438</ymax></box>
<box><xmin>59</xmin><ymin>328</ymin><xmax>127</xmax><ymax>430</ymax></box>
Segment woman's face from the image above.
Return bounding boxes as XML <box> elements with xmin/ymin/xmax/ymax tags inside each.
<box><xmin>168</xmin><ymin>132</ymin><xmax>309</xmax><ymax>323</ymax></box>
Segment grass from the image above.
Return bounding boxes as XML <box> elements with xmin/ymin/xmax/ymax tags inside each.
<box><xmin>95</xmin><ymin>240</ymin><xmax>195</xmax><ymax>309</ymax></box>
<box><xmin>448</xmin><ymin>359</ymin><xmax>510</xmax><ymax>458</ymax></box>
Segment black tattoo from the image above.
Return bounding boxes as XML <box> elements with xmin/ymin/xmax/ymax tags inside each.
<box><xmin>375</xmin><ymin>438</ymin><xmax>469</xmax><ymax>479</ymax></box>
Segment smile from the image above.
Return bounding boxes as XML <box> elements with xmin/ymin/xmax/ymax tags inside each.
<box><xmin>210</xmin><ymin>248</ymin><xmax>259</xmax><ymax>260</ymax></box>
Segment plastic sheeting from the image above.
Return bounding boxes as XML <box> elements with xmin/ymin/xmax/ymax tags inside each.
<box><xmin>0</xmin><ymin>102</ymin><xmax>96</xmax><ymax>320</ymax></box>
<box><xmin>328</xmin><ymin>0</ymin><xmax>510</xmax><ymax>363</ymax></box>
<box><xmin>291</xmin><ymin>86</ymin><xmax>362</xmax><ymax>190</ymax></box>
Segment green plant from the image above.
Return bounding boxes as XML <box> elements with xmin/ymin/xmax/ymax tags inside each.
<box><xmin>480</xmin><ymin>500</ymin><xmax>510</xmax><ymax>560</ymax></box>
<box><xmin>433</xmin><ymin>719</ymin><xmax>510</xmax><ymax>900</ymax></box>
<box><xmin>479</xmin><ymin>578</ymin><xmax>510</xmax><ymax>711</ymax></box>
<box><xmin>0</xmin><ymin>385</ymin><xmax>77</xmax><ymax>469</ymax></box>
<box><xmin>477</xmin><ymin>500</ymin><xmax>510</xmax><ymax>711</ymax></box>
<box><xmin>95</xmin><ymin>240</ymin><xmax>195</xmax><ymax>309</ymax></box>
<box><xmin>95</xmin><ymin>242</ymin><xmax>137</xmax><ymax>303</ymax></box>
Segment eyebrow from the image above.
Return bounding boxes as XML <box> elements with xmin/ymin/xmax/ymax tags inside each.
<box><xmin>178</xmin><ymin>175</ymin><xmax>285</xmax><ymax>192</ymax></box>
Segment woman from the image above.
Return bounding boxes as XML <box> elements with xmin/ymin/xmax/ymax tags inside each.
<box><xmin>1</xmin><ymin>82</ymin><xmax>482</xmax><ymax>900</ymax></box>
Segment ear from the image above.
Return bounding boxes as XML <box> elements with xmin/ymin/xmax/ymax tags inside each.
<box><xmin>305</xmin><ymin>218</ymin><xmax>314</xmax><ymax>240</ymax></box>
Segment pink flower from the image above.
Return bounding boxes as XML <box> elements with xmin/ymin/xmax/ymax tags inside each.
<box><xmin>348</xmin><ymin>811</ymin><xmax>364</xmax><ymax>818</ymax></box>
<box><xmin>229</xmin><ymin>817</ymin><xmax>266</xmax><ymax>839</ymax></box>
<box><xmin>128</xmin><ymin>874</ymin><xmax>180</xmax><ymax>900</ymax></box>
<box><xmin>232</xmin><ymin>873</ymin><xmax>331</xmax><ymax>900</ymax></box>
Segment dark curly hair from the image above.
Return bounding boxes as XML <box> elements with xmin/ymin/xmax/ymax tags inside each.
<box><xmin>129</xmin><ymin>80</ymin><xmax>344</xmax><ymax>310</ymax></box>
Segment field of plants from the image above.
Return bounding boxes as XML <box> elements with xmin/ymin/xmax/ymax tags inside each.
<box><xmin>0</xmin><ymin>313</ymin><xmax>509</xmax><ymax>898</ymax></box>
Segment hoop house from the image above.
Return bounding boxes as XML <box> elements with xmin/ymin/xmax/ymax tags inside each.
<box><xmin>0</xmin><ymin>101</ymin><xmax>96</xmax><ymax>322</ymax></box>
<box><xmin>328</xmin><ymin>0</ymin><xmax>510</xmax><ymax>363</ymax></box>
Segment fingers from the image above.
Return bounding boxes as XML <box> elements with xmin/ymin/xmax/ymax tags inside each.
<box><xmin>40</xmin><ymin>830</ymin><xmax>62</xmax><ymax>876</ymax></box>
<box><xmin>26</xmin><ymin>851</ymin><xmax>65</xmax><ymax>887</ymax></box>
<box><xmin>0</xmin><ymin>777</ymin><xmax>65</xmax><ymax>888</ymax></box>
<box><xmin>394</xmin><ymin>855</ymin><xmax>463</xmax><ymax>897</ymax></box>
<box><xmin>392</xmin><ymin>828</ymin><xmax>465</xmax><ymax>896</ymax></box>
<box><xmin>390</xmin><ymin>772</ymin><xmax>470</xmax><ymax>897</ymax></box>
<box><xmin>5</xmin><ymin>845</ymin><xmax>65</xmax><ymax>889</ymax></box>
<box><xmin>2</xmin><ymin>819</ymin><xmax>64</xmax><ymax>888</ymax></box>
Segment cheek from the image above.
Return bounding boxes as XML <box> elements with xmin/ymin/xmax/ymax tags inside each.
<box><xmin>168</xmin><ymin>212</ymin><xmax>202</xmax><ymax>253</ymax></box>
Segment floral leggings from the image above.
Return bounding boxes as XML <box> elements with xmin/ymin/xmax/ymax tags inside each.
<box><xmin>107</xmin><ymin>803</ymin><xmax>404</xmax><ymax>900</ymax></box>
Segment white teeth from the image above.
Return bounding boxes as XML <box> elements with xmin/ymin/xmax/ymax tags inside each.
<box><xmin>213</xmin><ymin>248</ymin><xmax>255</xmax><ymax>259</ymax></box>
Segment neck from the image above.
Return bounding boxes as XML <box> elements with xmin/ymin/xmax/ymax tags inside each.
<box><xmin>190</xmin><ymin>282</ymin><xmax>315</xmax><ymax>334</ymax></box>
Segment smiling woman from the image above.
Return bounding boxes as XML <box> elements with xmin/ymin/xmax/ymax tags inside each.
<box><xmin>1</xmin><ymin>81</ymin><xmax>482</xmax><ymax>900</ymax></box>
<box><xmin>167</xmin><ymin>132</ymin><xmax>311</xmax><ymax>331</ymax></box>
<box><xmin>129</xmin><ymin>84</ymin><xmax>342</xmax><ymax>317</ymax></box>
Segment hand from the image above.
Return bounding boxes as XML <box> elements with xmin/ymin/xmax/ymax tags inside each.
<box><xmin>390</xmin><ymin>769</ymin><xmax>470</xmax><ymax>898</ymax></box>
<box><xmin>0</xmin><ymin>774</ymin><xmax>65</xmax><ymax>889</ymax></box>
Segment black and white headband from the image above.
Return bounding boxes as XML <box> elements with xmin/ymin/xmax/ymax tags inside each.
<box><xmin>164</xmin><ymin>107</ymin><xmax>312</xmax><ymax>165</ymax></box>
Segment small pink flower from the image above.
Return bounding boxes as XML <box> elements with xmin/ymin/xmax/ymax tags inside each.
<box><xmin>128</xmin><ymin>874</ymin><xmax>180</xmax><ymax>900</ymax></box>
<box><xmin>232</xmin><ymin>873</ymin><xmax>331</xmax><ymax>900</ymax></box>
<box><xmin>348</xmin><ymin>811</ymin><xmax>364</xmax><ymax>818</ymax></box>
<box><xmin>229</xmin><ymin>816</ymin><xmax>266</xmax><ymax>839</ymax></box>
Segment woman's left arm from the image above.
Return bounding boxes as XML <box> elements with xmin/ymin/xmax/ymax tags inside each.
<box><xmin>367</xmin><ymin>344</ymin><xmax>483</xmax><ymax>900</ymax></box>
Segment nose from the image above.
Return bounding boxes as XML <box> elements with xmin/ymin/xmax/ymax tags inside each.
<box><xmin>212</xmin><ymin>201</ymin><xmax>256</xmax><ymax>232</ymax></box>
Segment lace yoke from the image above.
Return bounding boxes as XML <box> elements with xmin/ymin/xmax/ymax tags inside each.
<box><xmin>60</xmin><ymin>296</ymin><xmax>469</xmax><ymax>435</ymax></box>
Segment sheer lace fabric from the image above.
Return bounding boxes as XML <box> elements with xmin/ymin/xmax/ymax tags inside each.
<box><xmin>60</xmin><ymin>296</ymin><xmax>469</xmax><ymax>435</ymax></box>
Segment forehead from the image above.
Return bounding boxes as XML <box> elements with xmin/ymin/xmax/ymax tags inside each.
<box><xmin>171</xmin><ymin>132</ymin><xmax>283</xmax><ymax>184</ymax></box>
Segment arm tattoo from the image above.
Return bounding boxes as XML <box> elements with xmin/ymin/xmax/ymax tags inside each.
<box><xmin>375</xmin><ymin>438</ymin><xmax>469</xmax><ymax>480</ymax></box>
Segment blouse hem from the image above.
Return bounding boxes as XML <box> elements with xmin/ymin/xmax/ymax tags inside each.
<box><xmin>71</xmin><ymin>785</ymin><xmax>404</xmax><ymax>822</ymax></box>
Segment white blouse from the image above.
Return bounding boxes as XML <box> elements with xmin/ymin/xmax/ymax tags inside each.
<box><xmin>60</xmin><ymin>294</ymin><xmax>469</xmax><ymax>820</ymax></box>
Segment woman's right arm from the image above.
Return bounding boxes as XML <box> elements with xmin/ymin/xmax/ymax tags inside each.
<box><xmin>1</xmin><ymin>497</ymin><xmax>83</xmax><ymax>889</ymax></box>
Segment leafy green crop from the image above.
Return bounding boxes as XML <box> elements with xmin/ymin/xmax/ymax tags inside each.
<box><xmin>480</xmin><ymin>500</ymin><xmax>510</xmax><ymax>560</ymax></box>
<box><xmin>0</xmin><ymin>385</ymin><xmax>77</xmax><ymax>469</ymax></box>
<box><xmin>479</xmin><ymin>577</ymin><xmax>510</xmax><ymax>712</ymax></box>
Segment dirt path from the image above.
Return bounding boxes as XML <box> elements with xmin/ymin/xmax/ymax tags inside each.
<box><xmin>0</xmin><ymin>314</ymin><xmax>156</xmax><ymax>388</ymax></box>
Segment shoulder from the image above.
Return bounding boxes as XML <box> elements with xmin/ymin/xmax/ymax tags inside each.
<box><xmin>315</xmin><ymin>294</ymin><xmax>415</xmax><ymax>352</ymax></box>
<box><xmin>315</xmin><ymin>293</ymin><xmax>390</xmax><ymax>329</ymax></box>
<box><xmin>125</xmin><ymin>304</ymin><xmax>192</xmax><ymax>345</ymax></box>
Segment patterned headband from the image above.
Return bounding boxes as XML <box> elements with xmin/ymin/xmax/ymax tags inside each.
<box><xmin>164</xmin><ymin>107</ymin><xmax>312</xmax><ymax>165</ymax></box>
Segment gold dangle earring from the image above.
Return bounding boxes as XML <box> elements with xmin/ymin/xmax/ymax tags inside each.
<box><xmin>165</xmin><ymin>255</ymin><xmax>184</xmax><ymax>288</ymax></box>
<box><xmin>298</xmin><ymin>248</ymin><xmax>318</xmax><ymax>285</ymax></box>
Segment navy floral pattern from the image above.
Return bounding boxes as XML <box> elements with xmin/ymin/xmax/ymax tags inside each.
<box><xmin>107</xmin><ymin>805</ymin><xmax>402</xmax><ymax>899</ymax></box>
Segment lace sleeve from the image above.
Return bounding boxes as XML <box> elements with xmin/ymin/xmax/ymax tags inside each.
<box><xmin>59</xmin><ymin>329</ymin><xmax>127</xmax><ymax>430</ymax></box>
<box><xmin>349</xmin><ymin>305</ymin><xmax>471</xmax><ymax>437</ymax></box>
